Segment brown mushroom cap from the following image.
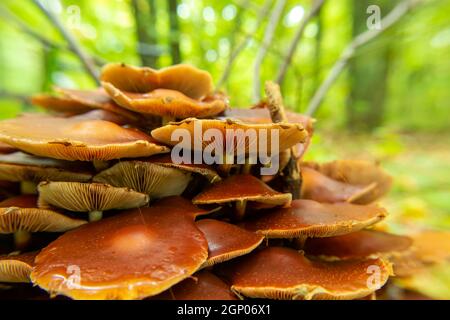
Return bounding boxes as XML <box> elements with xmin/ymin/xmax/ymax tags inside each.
<box><xmin>37</xmin><ymin>182</ymin><xmax>149</xmax><ymax>213</ymax></box>
<box><xmin>153</xmin><ymin>270</ymin><xmax>237</xmax><ymax>300</ymax></box>
<box><xmin>0</xmin><ymin>142</ymin><xmax>16</xmax><ymax>154</ymax></box>
<box><xmin>196</xmin><ymin>219</ymin><xmax>264</xmax><ymax>268</ymax></box>
<box><xmin>0</xmin><ymin>116</ymin><xmax>169</xmax><ymax>161</ymax></box>
<box><xmin>302</xmin><ymin>230</ymin><xmax>413</xmax><ymax>260</ymax></box>
<box><xmin>0</xmin><ymin>151</ymin><xmax>93</xmax><ymax>183</ymax></box>
<box><xmin>192</xmin><ymin>174</ymin><xmax>292</xmax><ymax>208</ymax></box>
<box><xmin>303</xmin><ymin>160</ymin><xmax>393</xmax><ymax>204</ymax></box>
<box><xmin>301</xmin><ymin>166</ymin><xmax>377</xmax><ymax>203</ymax></box>
<box><xmin>217</xmin><ymin>246</ymin><xmax>392</xmax><ymax>300</ymax></box>
<box><xmin>31</xmin><ymin>197</ymin><xmax>208</xmax><ymax>300</ymax></box>
<box><xmin>103</xmin><ymin>84</ymin><xmax>227</xmax><ymax>119</ymax></box>
<box><xmin>0</xmin><ymin>252</ymin><xmax>37</xmax><ymax>283</ymax></box>
<box><xmin>0</xmin><ymin>195</ymin><xmax>87</xmax><ymax>233</ymax></box>
<box><xmin>31</xmin><ymin>94</ymin><xmax>93</xmax><ymax>115</ymax></box>
<box><xmin>151</xmin><ymin>118</ymin><xmax>308</xmax><ymax>154</ymax></box>
<box><xmin>93</xmin><ymin>160</ymin><xmax>192</xmax><ymax>198</ymax></box>
<box><xmin>240</xmin><ymin>199</ymin><xmax>387</xmax><ymax>238</ymax></box>
<box><xmin>101</xmin><ymin>63</ymin><xmax>214</xmax><ymax>99</ymax></box>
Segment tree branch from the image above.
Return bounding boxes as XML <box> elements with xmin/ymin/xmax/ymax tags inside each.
<box><xmin>253</xmin><ymin>0</ymin><xmax>286</xmax><ymax>102</ymax></box>
<box><xmin>32</xmin><ymin>0</ymin><xmax>100</xmax><ymax>85</ymax></box>
<box><xmin>217</xmin><ymin>0</ymin><xmax>272</xmax><ymax>89</ymax></box>
<box><xmin>306</xmin><ymin>0</ymin><xmax>419</xmax><ymax>116</ymax></box>
<box><xmin>276</xmin><ymin>0</ymin><xmax>325</xmax><ymax>85</ymax></box>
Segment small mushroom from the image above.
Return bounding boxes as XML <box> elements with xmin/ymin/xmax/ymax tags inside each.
<box><xmin>0</xmin><ymin>252</ymin><xmax>38</xmax><ymax>283</ymax></box>
<box><xmin>0</xmin><ymin>116</ymin><xmax>169</xmax><ymax>161</ymax></box>
<box><xmin>0</xmin><ymin>195</ymin><xmax>87</xmax><ymax>249</ymax></box>
<box><xmin>37</xmin><ymin>181</ymin><xmax>149</xmax><ymax>222</ymax></box>
<box><xmin>196</xmin><ymin>219</ymin><xmax>264</xmax><ymax>268</ymax></box>
<box><xmin>192</xmin><ymin>174</ymin><xmax>292</xmax><ymax>220</ymax></box>
<box><xmin>31</xmin><ymin>197</ymin><xmax>208</xmax><ymax>300</ymax></box>
<box><xmin>302</xmin><ymin>160</ymin><xmax>393</xmax><ymax>204</ymax></box>
<box><xmin>217</xmin><ymin>246</ymin><xmax>392</xmax><ymax>300</ymax></box>
<box><xmin>240</xmin><ymin>199</ymin><xmax>387</xmax><ymax>239</ymax></box>
<box><xmin>300</xmin><ymin>166</ymin><xmax>377</xmax><ymax>203</ymax></box>
<box><xmin>93</xmin><ymin>160</ymin><xmax>192</xmax><ymax>198</ymax></box>
<box><xmin>153</xmin><ymin>270</ymin><xmax>237</xmax><ymax>300</ymax></box>
<box><xmin>100</xmin><ymin>63</ymin><xmax>214</xmax><ymax>100</ymax></box>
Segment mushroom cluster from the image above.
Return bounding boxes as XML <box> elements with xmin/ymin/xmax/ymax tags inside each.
<box><xmin>0</xmin><ymin>63</ymin><xmax>445</xmax><ymax>300</ymax></box>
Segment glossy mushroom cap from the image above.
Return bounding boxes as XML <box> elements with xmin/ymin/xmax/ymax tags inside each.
<box><xmin>196</xmin><ymin>219</ymin><xmax>264</xmax><ymax>268</ymax></box>
<box><xmin>31</xmin><ymin>197</ymin><xmax>208</xmax><ymax>300</ymax></box>
<box><xmin>37</xmin><ymin>182</ymin><xmax>149</xmax><ymax>213</ymax></box>
<box><xmin>0</xmin><ymin>151</ymin><xmax>93</xmax><ymax>183</ymax></box>
<box><xmin>193</xmin><ymin>174</ymin><xmax>291</xmax><ymax>208</ymax></box>
<box><xmin>151</xmin><ymin>118</ymin><xmax>308</xmax><ymax>154</ymax></box>
<box><xmin>101</xmin><ymin>63</ymin><xmax>214</xmax><ymax>99</ymax></box>
<box><xmin>0</xmin><ymin>252</ymin><xmax>37</xmax><ymax>283</ymax></box>
<box><xmin>93</xmin><ymin>160</ymin><xmax>192</xmax><ymax>198</ymax></box>
<box><xmin>217</xmin><ymin>246</ymin><xmax>392</xmax><ymax>300</ymax></box>
<box><xmin>301</xmin><ymin>166</ymin><xmax>377</xmax><ymax>203</ymax></box>
<box><xmin>0</xmin><ymin>195</ymin><xmax>87</xmax><ymax>233</ymax></box>
<box><xmin>303</xmin><ymin>160</ymin><xmax>393</xmax><ymax>204</ymax></box>
<box><xmin>0</xmin><ymin>116</ymin><xmax>169</xmax><ymax>161</ymax></box>
<box><xmin>302</xmin><ymin>230</ymin><xmax>413</xmax><ymax>260</ymax></box>
<box><xmin>240</xmin><ymin>199</ymin><xmax>387</xmax><ymax>238</ymax></box>
<box><xmin>153</xmin><ymin>271</ymin><xmax>237</xmax><ymax>300</ymax></box>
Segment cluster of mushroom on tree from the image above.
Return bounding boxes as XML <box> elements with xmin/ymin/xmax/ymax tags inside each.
<box><xmin>0</xmin><ymin>64</ymin><xmax>448</xmax><ymax>300</ymax></box>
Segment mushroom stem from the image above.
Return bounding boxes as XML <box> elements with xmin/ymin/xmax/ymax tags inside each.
<box><xmin>14</xmin><ymin>230</ymin><xmax>32</xmax><ymax>250</ymax></box>
<box><xmin>241</xmin><ymin>160</ymin><xmax>253</xmax><ymax>175</ymax></box>
<box><xmin>162</xmin><ymin>116</ymin><xmax>175</xmax><ymax>125</ymax></box>
<box><xmin>89</xmin><ymin>210</ymin><xmax>103</xmax><ymax>222</ymax></box>
<box><xmin>93</xmin><ymin>160</ymin><xmax>109</xmax><ymax>172</ymax></box>
<box><xmin>235</xmin><ymin>200</ymin><xmax>247</xmax><ymax>221</ymax></box>
<box><xmin>20</xmin><ymin>181</ymin><xmax>37</xmax><ymax>195</ymax></box>
<box><xmin>296</xmin><ymin>235</ymin><xmax>308</xmax><ymax>249</ymax></box>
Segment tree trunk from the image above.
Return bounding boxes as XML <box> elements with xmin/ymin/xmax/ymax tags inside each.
<box><xmin>132</xmin><ymin>0</ymin><xmax>159</xmax><ymax>67</ymax></box>
<box><xmin>167</xmin><ymin>0</ymin><xmax>181</xmax><ymax>64</ymax></box>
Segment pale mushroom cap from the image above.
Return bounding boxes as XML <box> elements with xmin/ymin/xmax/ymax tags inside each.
<box><xmin>93</xmin><ymin>161</ymin><xmax>192</xmax><ymax>198</ymax></box>
<box><xmin>153</xmin><ymin>271</ymin><xmax>237</xmax><ymax>300</ymax></box>
<box><xmin>196</xmin><ymin>219</ymin><xmax>264</xmax><ymax>268</ymax></box>
<box><xmin>218</xmin><ymin>246</ymin><xmax>392</xmax><ymax>300</ymax></box>
<box><xmin>0</xmin><ymin>116</ymin><xmax>169</xmax><ymax>161</ymax></box>
<box><xmin>101</xmin><ymin>63</ymin><xmax>214</xmax><ymax>99</ymax></box>
<box><xmin>0</xmin><ymin>151</ymin><xmax>93</xmax><ymax>183</ymax></box>
<box><xmin>193</xmin><ymin>174</ymin><xmax>292</xmax><ymax>207</ymax></box>
<box><xmin>103</xmin><ymin>83</ymin><xmax>227</xmax><ymax>118</ymax></box>
<box><xmin>151</xmin><ymin>118</ymin><xmax>308</xmax><ymax>154</ymax></box>
<box><xmin>0</xmin><ymin>195</ymin><xmax>87</xmax><ymax>233</ymax></box>
<box><xmin>37</xmin><ymin>182</ymin><xmax>149</xmax><ymax>213</ymax></box>
<box><xmin>303</xmin><ymin>230</ymin><xmax>413</xmax><ymax>260</ymax></box>
<box><xmin>240</xmin><ymin>199</ymin><xmax>387</xmax><ymax>238</ymax></box>
<box><xmin>31</xmin><ymin>199</ymin><xmax>208</xmax><ymax>300</ymax></box>
<box><xmin>0</xmin><ymin>252</ymin><xmax>37</xmax><ymax>283</ymax></box>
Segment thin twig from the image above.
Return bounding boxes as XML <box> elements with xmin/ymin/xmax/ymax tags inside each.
<box><xmin>276</xmin><ymin>0</ymin><xmax>325</xmax><ymax>85</ymax></box>
<box><xmin>217</xmin><ymin>0</ymin><xmax>272</xmax><ymax>88</ymax></box>
<box><xmin>306</xmin><ymin>0</ymin><xmax>419</xmax><ymax>116</ymax></box>
<box><xmin>253</xmin><ymin>0</ymin><xmax>286</xmax><ymax>102</ymax></box>
<box><xmin>32</xmin><ymin>0</ymin><xmax>100</xmax><ymax>84</ymax></box>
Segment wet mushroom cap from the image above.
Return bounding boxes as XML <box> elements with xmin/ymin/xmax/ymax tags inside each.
<box><xmin>0</xmin><ymin>195</ymin><xmax>87</xmax><ymax>233</ymax></box>
<box><xmin>240</xmin><ymin>199</ymin><xmax>387</xmax><ymax>238</ymax></box>
<box><xmin>193</xmin><ymin>174</ymin><xmax>292</xmax><ymax>207</ymax></box>
<box><xmin>151</xmin><ymin>118</ymin><xmax>308</xmax><ymax>153</ymax></box>
<box><xmin>302</xmin><ymin>230</ymin><xmax>413</xmax><ymax>260</ymax></box>
<box><xmin>196</xmin><ymin>219</ymin><xmax>264</xmax><ymax>267</ymax></box>
<box><xmin>0</xmin><ymin>252</ymin><xmax>38</xmax><ymax>283</ymax></box>
<box><xmin>0</xmin><ymin>116</ymin><xmax>169</xmax><ymax>161</ymax></box>
<box><xmin>300</xmin><ymin>166</ymin><xmax>377</xmax><ymax>203</ymax></box>
<box><xmin>217</xmin><ymin>246</ymin><xmax>392</xmax><ymax>300</ymax></box>
<box><xmin>31</xmin><ymin>198</ymin><xmax>208</xmax><ymax>300</ymax></box>
<box><xmin>103</xmin><ymin>84</ymin><xmax>227</xmax><ymax>118</ymax></box>
<box><xmin>37</xmin><ymin>182</ymin><xmax>149</xmax><ymax>213</ymax></box>
<box><xmin>93</xmin><ymin>160</ymin><xmax>192</xmax><ymax>198</ymax></box>
<box><xmin>153</xmin><ymin>271</ymin><xmax>237</xmax><ymax>300</ymax></box>
<box><xmin>0</xmin><ymin>151</ymin><xmax>93</xmax><ymax>183</ymax></box>
<box><xmin>101</xmin><ymin>63</ymin><xmax>214</xmax><ymax>99</ymax></box>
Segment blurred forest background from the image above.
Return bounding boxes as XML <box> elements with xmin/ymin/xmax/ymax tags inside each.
<box><xmin>0</xmin><ymin>0</ymin><xmax>449</xmax><ymax>297</ymax></box>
